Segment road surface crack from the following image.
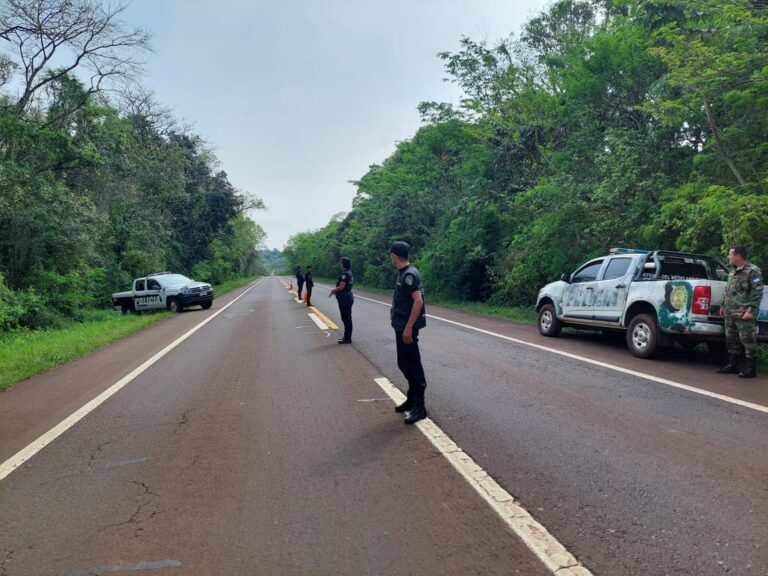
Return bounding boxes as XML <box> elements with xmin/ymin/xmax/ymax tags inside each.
<box><xmin>1</xmin><ymin>545</ymin><xmax>33</xmax><ymax>576</ymax></box>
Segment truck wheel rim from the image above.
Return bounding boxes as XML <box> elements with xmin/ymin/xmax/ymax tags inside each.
<box><xmin>541</xmin><ymin>311</ymin><xmax>553</xmax><ymax>332</ymax></box>
<box><xmin>632</xmin><ymin>323</ymin><xmax>650</xmax><ymax>349</ymax></box>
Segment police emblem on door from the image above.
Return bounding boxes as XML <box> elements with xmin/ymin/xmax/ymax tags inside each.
<box><xmin>669</xmin><ymin>284</ymin><xmax>688</xmax><ymax>311</ymax></box>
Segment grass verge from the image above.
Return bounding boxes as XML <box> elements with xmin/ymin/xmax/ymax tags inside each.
<box><xmin>0</xmin><ymin>276</ymin><xmax>259</xmax><ymax>391</ymax></box>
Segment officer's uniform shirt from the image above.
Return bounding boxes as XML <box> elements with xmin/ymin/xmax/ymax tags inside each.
<box><xmin>723</xmin><ymin>263</ymin><xmax>763</xmax><ymax>315</ymax></box>
<box><xmin>305</xmin><ymin>270</ymin><xmax>314</xmax><ymax>287</ymax></box>
<box><xmin>296</xmin><ymin>269</ymin><xmax>304</xmax><ymax>283</ymax></box>
<box><xmin>335</xmin><ymin>269</ymin><xmax>354</xmax><ymax>303</ymax></box>
<box><xmin>391</xmin><ymin>265</ymin><xmax>427</xmax><ymax>331</ymax></box>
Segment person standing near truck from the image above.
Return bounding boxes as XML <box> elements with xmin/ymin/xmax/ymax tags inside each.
<box><xmin>717</xmin><ymin>245</ymin><xmax>763</xmax><ymax>378</ymax></box>
<box><xmin>329</xmin><ymin>257</ymin><xmax>354</xmax><ymax>344</ymax></box>
<box><xmin>295</xmin><ymin>266</ymin><xmax>304</xmax><ymax>300</ymax></box>
<box><xmin>305</xmin><ymin>265</ymin><xmax>314</xmax><ymax>306</ymax></box>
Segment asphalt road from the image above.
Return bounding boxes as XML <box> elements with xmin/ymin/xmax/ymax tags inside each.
<box><xmin>1</xmin><ymin>277</ymin><xmax>767</xmax><ymax>576</ymax></box>
<box><xmin>0</xmin><ymin>279</ymin><xmax>550</xmax><ymax>576</ymax></box>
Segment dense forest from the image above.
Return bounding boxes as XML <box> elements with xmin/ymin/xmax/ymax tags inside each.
<box><xmin>284</xmin><ymin>0</ymin><xmax>768</xmax><ymax>306</ymax></box>
<box><xmin>0</xmin><ymin>0</ymin><xmax>266</xmax><ymax>331</ymax></box>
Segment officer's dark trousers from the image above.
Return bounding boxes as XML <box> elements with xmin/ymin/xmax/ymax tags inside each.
<box><xmin>297</xmin><ymin>281</ymin><xmax>304</xmax><ymax>299</ymax></box>
<box><xmin>306</xmin><ymin>285</ymin><xmax>313</xmax><ymax>305</ymax></box>
<box><xmin>395</xmin><ymin>329</ymin><xmax>427</xmax><ymax>402</ymax></box>
<box><xmin>338</xmin><ymin>300</ymin><xmax>353</xmax><ymax>341</ymax></box>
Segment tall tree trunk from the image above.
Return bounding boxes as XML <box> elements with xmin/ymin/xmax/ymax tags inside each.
<box><xmin>703</xmin><ymin>97</ymin><xmax>746</xmax><ymax>186</ymax></box>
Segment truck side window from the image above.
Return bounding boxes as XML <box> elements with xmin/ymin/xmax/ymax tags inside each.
<box><xmin>572</xmin><ymin>261</ymin><xmax>603</xmax><ymax>283</ymax></box>
<box><xmin>603</xmin><ymin>258</ymin><xmax>631</xmax><ymax>280</ymax></box>
<box><xmin>135</xmin><ymin>279</ymin><xmax>146</xmax><ymax>291</ymax></box>
<box><xmin>147</xmin><ymin>280</ymin><xmax>160</xmax><ymax>290</ymax></box>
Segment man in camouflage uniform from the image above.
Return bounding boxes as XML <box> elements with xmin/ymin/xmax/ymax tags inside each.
<box><xmin>716</xmin><ymin>245</ymin><xmax>763</xmax><ymax>378</ymax></box>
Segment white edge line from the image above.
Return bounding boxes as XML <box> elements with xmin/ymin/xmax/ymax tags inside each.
<box><xmin>0</xmin><ymin>279</ymin><xmax>266</xmax><ymax>482</ymax></box>
<box><xmin>373</xmin><ymin>377</ymin><xmax>592</xmax><ymax>576</ymax></box>
<box><xmin>307</xmin><ymin>312</ymin><xmax>329</xmax><ymax>331</ymax></box>
<box><xmin>348</xmin><ymin>291</ymin><xmax>768</xmax><ymax>415</ymax></box>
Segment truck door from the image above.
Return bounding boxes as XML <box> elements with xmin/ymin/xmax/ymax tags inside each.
<box><xmin>593</xmin><ymin>256</ymin><xmax>633</xmax><ymax>322</ymax></box>
<box><xmin>133</xmin><ymin>279</ymin><xmax>149</xmax><ymax>311</ymax></box>
<box><xmin>145</xmin><ymin>278</ymin><xmax>164</xmax><ymax>310</ymax></box>
<box><xmin>562</xmin><ymin>259</ymin><xmax>604</xmax><ymax>319</ymax></box>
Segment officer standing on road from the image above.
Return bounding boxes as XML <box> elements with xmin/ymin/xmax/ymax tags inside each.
<box><xmin>717</xmin><ymin>245</ymin><xmax>763</xmax><ymax>378</ymax></box>
<box><xmin>305</xmin><ymin>265</ymin><xmax>314</xmax><ymax>307</ymax></box>
<box><xmin>295</xmin><ymin>266</ymin><xmax>304</xmax><ymax>301</ymax></box>
<box><xmin>329</xmin><ymin>257</ymin><xmax>354</xmax><ymax>344</ymax></box>
<box><xmin>388</xmin><ymin>241</ymin><xmax>428</xmax><ymax>425</ymax></box>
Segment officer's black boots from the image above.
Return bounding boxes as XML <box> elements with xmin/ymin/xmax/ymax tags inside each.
<box><xmin>337</xmin><ymin>338</ymin><xmax>351</xmax><ymax>344</ymax></box>
<box><xmin>716</xmin><ymin>354</ymin><xmax>741</xmax><ymax>374</ymax></box>
<box><xmin>395</xmin><ymin>389</ymin><xmax>413</xmax><ymax>413</ymax></box>
<box><xmin>739</xmin><ymin>357</ymin><xmax>757</xmax><ymax>379</ymax></box>
<box><xmin>404</xmin><ymin>394</ymin><xmax>427</xmax><ymax>425</ymax></box>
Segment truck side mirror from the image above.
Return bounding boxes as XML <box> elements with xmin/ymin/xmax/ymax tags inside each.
<box><xmin>560</xmin><ymin>272</ymin><xmax>571</xmax><ymax>284</ymax></box>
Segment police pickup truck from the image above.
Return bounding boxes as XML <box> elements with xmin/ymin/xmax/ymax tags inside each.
<box><xmin>535</xmin><ymin>248</ymin><xmax>768</xmax><ymax>358</ymax></box>
<box><xmin>112</xmin><ymin>272</ymin><xmax>214</xmax><ymax>314</ymax></box>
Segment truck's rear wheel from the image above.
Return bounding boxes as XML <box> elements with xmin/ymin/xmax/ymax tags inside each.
<box><xmin>167</xmin><ymin>298</ymin><xmax>182</xmax><ymax>313</ymax></box>
<box><xmin>538</xmin><ymin>303</ymin><xmax>562</xmax><ymax>337</ymax></box>
<box><xmin>626</xmin><ymin>313</ymin><xmax>658</xmax><ymax>358</ymax></box>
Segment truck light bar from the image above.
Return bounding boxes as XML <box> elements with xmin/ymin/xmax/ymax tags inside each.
<box><xmin>609</xmin><ymin>248</ymin><xmax>652</xmax><ymax>255</ymax></box>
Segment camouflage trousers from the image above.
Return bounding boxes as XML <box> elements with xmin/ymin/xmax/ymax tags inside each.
<box><xmin>725</xmin><ymin>313</ymin><xmax>758</xmax><ymax>358</ymax></box>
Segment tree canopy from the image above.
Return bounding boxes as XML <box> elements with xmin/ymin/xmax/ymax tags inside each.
<box><xmin>286</xmin><ymin>0</ymin><xmax>768</xmax><ymax>305</ymax></box>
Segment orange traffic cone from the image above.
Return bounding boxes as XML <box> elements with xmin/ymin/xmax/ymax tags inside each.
<box><xmin>289</xmin><ymin>281</ymin><xmax>293</xmax><ymax>290</ymax></box>
<box><xmin>303</xmin><ymin>292</ymin><xmax>308</xmax><ymax>304</ymax></box>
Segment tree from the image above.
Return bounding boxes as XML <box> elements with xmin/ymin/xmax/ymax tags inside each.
<box><xmin>0</xmin><ymin>0</ymin><xmax>151</xmax><ymax>117</ymax></box>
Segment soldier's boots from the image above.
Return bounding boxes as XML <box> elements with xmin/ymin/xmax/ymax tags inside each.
<box><xmin>739</xmin><ymin>357</ymin><xmax>757</xmax><ymax>379</ymax></box>
<box><xmin>716</xmin><ymin>354</ymin><xmax>741</xmax><ymax>374</ymax></box>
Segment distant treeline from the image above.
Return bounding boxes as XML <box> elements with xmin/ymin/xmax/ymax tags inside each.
<box><xmin>284</xmin><ymin>0</ymin><xmax>768</xmax><ymax>305</ymax></box>
<box><xmin>0</xmin><ymin>0</ymin><xmax>266</xmax><ymax>331</ymax></box>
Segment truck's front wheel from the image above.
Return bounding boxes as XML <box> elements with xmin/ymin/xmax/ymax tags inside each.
<box><xmin>167</xmin><ymin>298</ymin><xmax>182</xmax><ymax>313</ymax></box>
<box><xmin>538</xmin><ymin>303</ymin><xmax>562</xmax><ymax>337</ymax></box>
<box><xmin>626</xmin><ymin>313</ymin><xmax>658</xmax><ymax>358</ymax></box>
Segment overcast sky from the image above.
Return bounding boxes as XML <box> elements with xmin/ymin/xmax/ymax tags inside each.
<box><xmin>125</xmin><ymin>0</ymin><xmax>549</xmax><ymax>249</ymax></box>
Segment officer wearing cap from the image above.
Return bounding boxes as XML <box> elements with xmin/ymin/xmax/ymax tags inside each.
<box><xmin>305</xmin><ymin>265</ymin><xmax>314</xmax><ymax>306</ymax></box>
<box><xmin>329</xmin><ymin>256</ymin><xmax>354</xmax><ymax>344</ymax></box>
<box><xmin>388</xmin><ymin>241</ymin><xmax>428</xmax><ymax>424</ymax></box>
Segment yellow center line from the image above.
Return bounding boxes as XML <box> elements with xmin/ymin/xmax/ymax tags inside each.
<box><xmin>309</xmin><ymin>306</ymin><xmax>339</xmax><ymax>331</ymax></box>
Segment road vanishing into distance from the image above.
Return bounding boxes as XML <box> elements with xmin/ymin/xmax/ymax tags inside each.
<box><xmin>1</xmin><ymin>277</ymin><xmax>767</xmax><ymax>576</ymax></box>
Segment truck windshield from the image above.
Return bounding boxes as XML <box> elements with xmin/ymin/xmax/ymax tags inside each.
<box><xmin>162</xmin><ymin>274</ymin><xmax>193</xmax><ymax>286</ymax></box>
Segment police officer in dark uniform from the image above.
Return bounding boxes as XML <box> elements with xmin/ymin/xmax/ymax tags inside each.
<box><xmin>304</xmin><ymin>265</ymin><xmax>314</xmax><ymax>306</ymax></box>
<box><xmin>388</xmin><ymin>241</ymin><xmax>428</xmax><ymax>425</ymax></box>
<box><xmin>295</xmin><ymin>266</ymin><xmax>304</xmax><ymax>300</ymax></box>
<box><xmin>329</xmin><ymin>257</ymin><xmax>354</xmax><ymax>344</ymax></box>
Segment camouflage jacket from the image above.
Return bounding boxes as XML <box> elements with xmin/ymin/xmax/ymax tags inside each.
<box><xmin>723</xmin><ymin>263</ymin><xmax>763</xmax><ymax>314</ymax></box>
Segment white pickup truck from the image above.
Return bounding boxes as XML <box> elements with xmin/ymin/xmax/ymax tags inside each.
<box><xmin>535</xmin><ymin>248</ymin><xmax>768</xmax><ymax>358</ymax></box>
<box><xmin>112</xmin><ymin>272</ymin><xmax>214</xmax><ymax>314</ymax></box>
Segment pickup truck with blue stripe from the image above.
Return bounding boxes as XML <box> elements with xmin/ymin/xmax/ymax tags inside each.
<box><xmin>535</xmin><ymin>248</ymin><xmax>768</xmax><ymax>358</ymax></box>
